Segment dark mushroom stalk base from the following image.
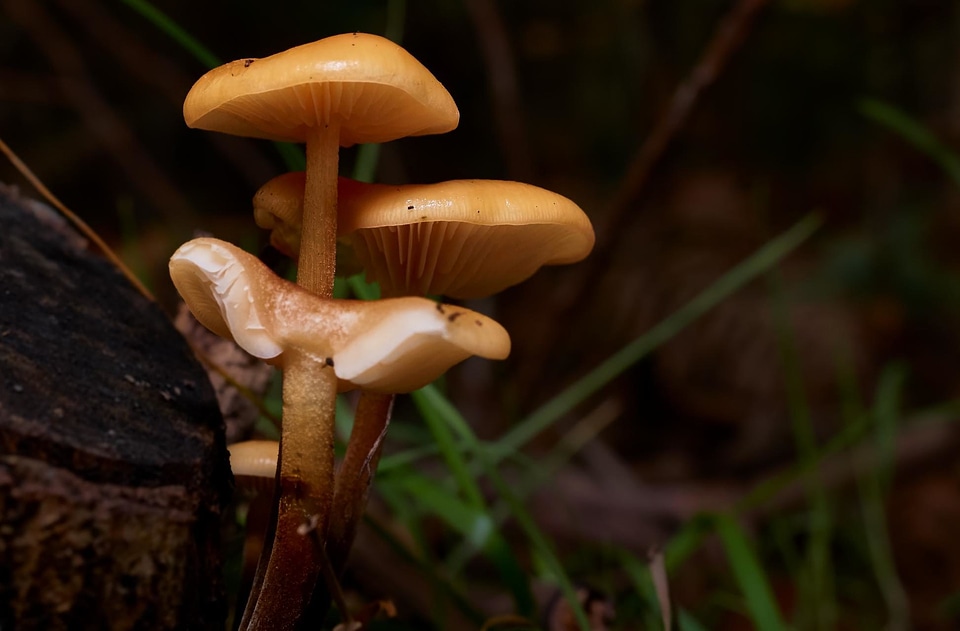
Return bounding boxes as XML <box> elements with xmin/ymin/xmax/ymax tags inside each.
<box><xmin>242</xmin><ymin>354</ymin><xmax>338</xmax><ymax>629</ymax></box>
<box><xmin>245</xmin><ymin>129</ymin><xmax>344</xmax><ymax>627</ymax></box>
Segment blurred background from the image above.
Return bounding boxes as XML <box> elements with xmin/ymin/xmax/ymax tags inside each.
<box><xmin>3</xmin><ymin>0</ymin><xmax>960</xmax><ymax>629</ymax></box>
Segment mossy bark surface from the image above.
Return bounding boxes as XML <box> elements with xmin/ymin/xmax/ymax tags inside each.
<box><xmin>0</xmin><ymin>185</ymin><xmax>232</xmax><ymax>630</ymax></box>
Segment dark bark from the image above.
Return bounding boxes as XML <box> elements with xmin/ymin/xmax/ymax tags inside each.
<box><xmin>0</xmin><ymin>184</ymin><xmax>232</xmax><ymax>630</ymax></box>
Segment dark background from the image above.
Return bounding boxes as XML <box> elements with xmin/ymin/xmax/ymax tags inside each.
<box><xmin>3</xmin><ymin>1</ymin><xmax>960</xmax><ymax>628</ymax></box>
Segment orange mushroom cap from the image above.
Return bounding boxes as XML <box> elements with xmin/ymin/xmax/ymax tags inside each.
<box><xmin>182</xmin><ymin>33</ymin><xmax>459</xmax><ymax>147</ymax></box>
<box><xmin>252</xmin><ymin>173</ymin><xmax>595</xmax><ymax>298</ymax></box>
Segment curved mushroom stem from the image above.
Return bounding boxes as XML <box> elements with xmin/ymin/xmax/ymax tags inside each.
<box><xmin>298</xmin><ymin>121</ymin><xmax>341</xmax><ymax>297</ymax></box>
<box><xmin>242</xmin><ymin>354</ymin><xmax>338</xmax><ymax>630</ymax></box>
<box><xmin>328</xmin><ymin>391</ymin><xmax>395</xmax><ymax>572</ymax></box>
<box><xmin>245</xmin><ymin>122</ymin><xmax>343</xmax><ymax>629</ymax></box>
<box><xmin>303</xmin><ymin>391</ymin><xmax>393</xmax><ymax>626</ymax></box>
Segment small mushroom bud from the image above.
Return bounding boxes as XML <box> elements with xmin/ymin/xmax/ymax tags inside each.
<box><xmin>253</xmin><ymin>172</ymin><xmax>305</xmax><ymax>258</ymax></box>
<box><xmin>228</xmin><ymin>440</ymin><xmax>279</xmax><ymax>495</ymax></box>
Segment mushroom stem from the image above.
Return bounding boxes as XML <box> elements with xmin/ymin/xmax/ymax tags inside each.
<box><xmin>243</xmin><ymin>354</ymin><xmax>338</xmax><ymax>630</ymax></box>
<box><xmin>328</xmin><ymin>391</ymin><xmax>395</xmax><ymax>572</ymax></box>
<box><xmin>298</xmin><ymin>121</ymin><xmax>341</xmax><ymax>297</ymax></box>
<box><xmin>250</xmin><ymin>122</ymin><xmax>341</xmax><ymax>627</ymax></box>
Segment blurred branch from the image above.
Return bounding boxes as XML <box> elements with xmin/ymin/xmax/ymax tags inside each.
<box><xmin>563</xmin><ymin>0</ymin><xmax>770</xmax><ymax>309</ymax></box>
<box><xmin>464</xmin><ymin>0</ymin><xmax>534</xmax><ymax>181</ymax></box>
<box><xmin>0</xmin><ymin>70</ymin><xmax>64</xmax><ymax>104</ymax></box>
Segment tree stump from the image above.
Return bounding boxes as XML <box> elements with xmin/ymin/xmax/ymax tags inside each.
<box><xmin>0</xmin><ymin>185</ymin><xmax>232</xmax><ymax>630</ymax></box>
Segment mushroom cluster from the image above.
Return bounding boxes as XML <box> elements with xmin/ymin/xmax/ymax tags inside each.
<box><xmin>172</xmin><ymin>32</ymin><xmax>594</xmax><ymax>630</ymax></box>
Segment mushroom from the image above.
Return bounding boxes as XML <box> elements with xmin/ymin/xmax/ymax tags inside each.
<box><xmin>172</xmin><ymin>237</ymin><xmax>510</xmax><ymax>627</ymax></box>
<box><xmin>229</xmin><ymin>439</ymin><xmax>280</xmax><ymax>495</ymax></box>
<box><xmin>183</xmin><ymin>33</ymin><xmax>459</xmax><ymax>297</ymax></box>
<box><xmin>252</xmin><ymin>173</ymin><xmax>595</xmax><ymax>298</ymax></box>
<box><xmin>251</xmin><ymin>172</ymin><xmax>595</xmax><ymax>575</ymax></box>
<box><xmin>252</xmin><ymin>171</ymin><xmax>304</xmax><ymax>259</ymax></box>
<box><xmin>183</xmin><ymin>35</ymin><xmax>459</xmax><ymax>627</ymax></box>
<box><xmin>169</xmin><ymin>237</ymin><xmax>511</xmax><ymax>393</ymax></box>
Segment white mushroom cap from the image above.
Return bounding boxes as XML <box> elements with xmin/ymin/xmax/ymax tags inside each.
<box><xmin>169</xmin><ymin>238</ymin><xmax>510</xmax><ymax>393</ymax></box>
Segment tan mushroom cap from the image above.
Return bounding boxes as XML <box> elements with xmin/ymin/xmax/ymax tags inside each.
<box><xmin>182</xmin><ymin>33</ymin><xmax>459</xmax><ymax>146</ymax></box>
<box><xmin>169</xmin><ymin>237</ymin><xmax>510</xmax><ymax>393</ymax></box>
<box><xmin>228</xmin><ymin>440</ymin><xmax>279</xmax><ymax>495</ymax></box>
<box><xmin>253</xmin><ymin>171</ymin><xmax>304</xmax><ymax>257</ymax></box>
<box><xmin>253</xmin><ymin>173</ymin><xmax>595</xmax><ymax>298</ymax></box>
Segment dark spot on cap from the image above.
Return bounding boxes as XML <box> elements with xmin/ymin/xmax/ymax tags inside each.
<box><xmin>243</xmin><ymin>59</ymin><xmax>255</xmax><ymax>67</ymax></box>
<box><xmin>421</xmin><ymin>215</ymin><xmax>428</xmax><ymax>220</ymax></box>
<box><xmin>324</xmin><ymin>357</ymin><xmax>335</xmax><ymax>367</ymax></box>
<box><xmin>475</xmin><ymin>320</ymin><xmax>483</xmax><ymax>326</ymax></box>
<box><xmin>407</xmin><ymin>205</ymin><xmax>415</xmax><ymax>210</ymax></box>
<box><xmin>436</xmin><ymin>303</ymin><xmax>446</xmax><ymax>314</ymax></box>
<box><xmin>447</xmin><ymin>312</ymin><xmax>463</xmax><ymax>323</ymax></box>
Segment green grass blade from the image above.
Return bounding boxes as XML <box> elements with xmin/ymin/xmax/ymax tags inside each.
<box><xmin>388</xmin><ymin>469</ymin><xmax>534</xmax><ymax>616</ymax></box>
<box><xmin>768</xmin><ymin>271</ymin><xmax>835</xmax><ymax>629</ymax></box>
<box><xmin>349</xmin><ymin>0</ymin><xmax>405</xmax><ymax>185</ymax></box>
<box><xmin>413</xmin><ymin>386</ymin><xmax>588</xmax><ymax>629</ymax></box>
<box><xmin>347</xmin><ymin>273</ymin><xmax>381</xmax><ymax>300</ymax></box>
<box><xmin>481</xmin><ymin>459</ymin><xmax>591</xmax><ymax>631</ymax></box>
<box><xmin>445</xmin><ymin>400</ymin><xmax>619</xmax><ymax>573</ymax></box>
<box><xmin>119</xmin><ymin>0</ymin><xmax>221</xmax><ymax>68</ymax></box>
<box><xmin>714</xmin><ymin>514</ymin><xmax>788</xmax><ymax>631</ymax></box>
<box><xmin>862</xmin><ymin>364</ymin><xmax>910</xmax><ymax>628</ymax></box>
<box><xmin>353</xmin><ymin>144</ymin><xmax>382</xmax><ymax>183</ymax></box>
<box><xmin>377</xmin><ymin>443</ymin><xmax>441</xmax><ymax>472</ymax></box>
<box><xmin>860</xmin><ymin>98</ymin><xmax>960</xmax><ymax>189</ymax></box>
<box><xmin>412</xmin><ymin>388</ymin><xmax>486</xmax><ymax>509</ymax></box>
<box><xmin>389</xmin><ymin>471</ymin><xmax>491</xmax><ymax>550</ymax></box>
<box><xmin>361</xmin><ymin>511</ymin><xmax>486</xmax><ymax>625</ymax></box>
<box><xmin>411</xmin><ymin>389</ymin><xmax>535</xmax><ymax>615</ymax></box>
<box><xmin>664</xmin><ymin>514</ymin><xmax>714</xmax><ymax>573</ymax></box>
<box><xmin>493</xmin><ymin>214</ymin><xmax>822</xmax><ymax>462</ymax></box>
<box><xmin>677</xmin><ymin>608</ymin><xmax>711</xmax><ymax>631</ymax></box>
<box><xmin>123</xmin><ymin>0</ymin><xmax>305</xmax><ymax>171</ymax></box>
<box><xmin>273</xmin><ymin>142</ymin><xmax>306</xmax><ymax>171</ymax></box>
<box><xmin>873</xmin><ymin>363</ymin><xmax>906</xmax><ymax>492</ymax></box>
<box><xmin>619</xmin><ymin>549</ymin><xmax>669</xmax><ymax>631</ymax></box>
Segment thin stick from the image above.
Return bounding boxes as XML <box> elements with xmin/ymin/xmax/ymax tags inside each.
<box><xmin>0</xmin><ymin>136</ymin><xmax>151</xmax><ymax>299</ymax></box>
<box><xmin>564</xmin><ymin>0</ymin><xmax>770</xmax><ymax>309</ymax></box>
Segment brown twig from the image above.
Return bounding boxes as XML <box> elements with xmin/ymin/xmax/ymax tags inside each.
<box><xmin>564</xmin><ymin>0</ymin><xmax>770</xmax><ymax>309</ymax></box>
<box><xmin>0</xmin><ymin>136</ymin><xmax>152</xmax><ymax>298</ymax></box>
